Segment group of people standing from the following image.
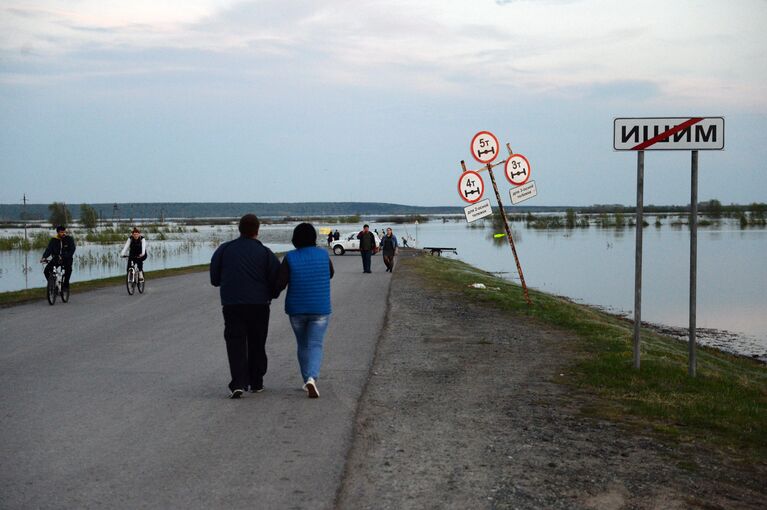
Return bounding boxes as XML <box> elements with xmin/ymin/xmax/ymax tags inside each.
<box><xmin>355</xmin><ymin>224</ymin><xmax>399</xmax><ymax>273</ymax></box>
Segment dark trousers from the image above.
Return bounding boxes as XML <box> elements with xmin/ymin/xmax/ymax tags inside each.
<box><xmin>360</xmin><ymin>250</ymin><xmax>372</xmax><ymax>273</ymax></box>
<box><xmin>44</xmin><ymin>258</ymin><xmax>73</xmax><ymax>288</ymax></box>
<box><xmin>383</xmin><ymin>253</ymin><xmax>395</xmax><ymax>271</ymax></box>
<box><xmin>126</xmin><ymin>254</ymin><xmax>147</xmax><ymax>272</ymax></box>
<box><xmin>222</xmin><ymin>304</ymin><xmax>270</xmax><ymax>392</ymax></box>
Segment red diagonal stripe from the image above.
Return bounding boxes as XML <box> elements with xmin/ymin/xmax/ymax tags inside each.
<box><xmin>631</xmin><ymin>117</ymin><xmax>704</xmax><ymax>150</ymax></box>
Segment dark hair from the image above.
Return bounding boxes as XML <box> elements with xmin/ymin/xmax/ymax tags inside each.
<box><xmin>132</xmin><ymin>227</ymin><xmax>140</xmax><ymax>233</ymax></box>
<box><xmin>291</xmin><ymin>222</ymin><xmax>317</xmax><ymax>248</ymax></box>
<box><xmin>238</xmin><ymin>214</ymin><xmax>260</xmax><ymax>237</ymax></box>
<box><xmin>363</xmin><ymin>224</ymin><xmax>369</xmax><ymax>228</ymax></box>
<box><xmin>55</xmin><ymin>225</ymin><xmax>66</xmax><ymax>232</ymax></box>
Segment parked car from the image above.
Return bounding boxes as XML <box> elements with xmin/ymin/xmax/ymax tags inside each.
<box><xmin>330</xmin><ymin>231</ymin><xmax>380</xmax><ymax>255</ymax></box>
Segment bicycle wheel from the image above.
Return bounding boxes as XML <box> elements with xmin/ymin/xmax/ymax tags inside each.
<box><xmin>61</xmin><ymin>282</ymin><xmax>70</xmax><ymax>303</ymax></box>
<box><xmin>126</xmin><ymin>268</ymin><xmax>135</xmax><ymax>295</ymax></box>
<box><xmin>46</xmin><ymin>277</ymin><xmax>57</xmax><ymax>305</ymax></box>
<box><xmin>137</xmin><ymin>273</ymin><xmax>145</xmax><ymax>294</ymax></box>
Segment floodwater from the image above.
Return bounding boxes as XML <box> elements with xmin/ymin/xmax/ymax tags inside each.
<box><xmin>0</xmin><ymin>224</ymin><xmax>294</xmax><ymax>292</ymax></box>
<box><xmin>408</xmin><ymin>218</ymin><xmax>767</xmax><ymax>361</ymax></box>
<box><xmin>1</xmin><ymin>218</ymin><xmax>765</xmax><ymax>360</ymax></box>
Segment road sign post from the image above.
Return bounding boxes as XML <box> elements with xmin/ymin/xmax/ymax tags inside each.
<box><xmin>689</xmin><ymin>150</ymin><xmax>698</xmax><ymax>377</ymax></box>
<box><xmin>633</xmin><ymin>150</ymin><xmax>644</xmax><ymax>370</ymax></box>
<box><xmin>460</xmin><ymin>152</ymin><xmax>532</xmax><ymax>306</ymax></box>
<box><xmin>615</xmin><ymin>117</ymin><xmax>724</xmax><ymax>375</ymax></box>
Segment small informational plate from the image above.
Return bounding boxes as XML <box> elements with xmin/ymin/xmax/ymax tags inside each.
<box><xmin>463</xmin><ymin>198</ymin><xmax>492</xmax><ymax>223</ymax></box>
<box><xmin>510</xmin><ymin>180</ymin><xmax>537</xmax><ymax>205</ymax></box>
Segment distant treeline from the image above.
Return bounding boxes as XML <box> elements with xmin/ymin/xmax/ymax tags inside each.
<box><xmin>0</xmin><ymin>202</ymin><xmax>461</xmax><ymax>221</ymax></box>
<box><xmin>1</xmin><ymin>200</ymin><xmax>764</xmax><ymax>223</ymax></box>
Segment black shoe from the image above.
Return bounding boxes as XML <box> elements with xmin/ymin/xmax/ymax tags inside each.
<box><xmin>249</xmin><ymin>385</ymin><xmax>264</xmax><ymax>393</ymax></box>
<box><xmin>229</xmin><ymin>389</ymin><xmax>244</xmax><ymax>399</ymax></box>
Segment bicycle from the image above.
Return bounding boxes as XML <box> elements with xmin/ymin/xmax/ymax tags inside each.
<box><xmin>41</xmin><ymin>260</ymin><xmax>69</xmax><ymax>305</ymax></box>
<box><xmin>123</xmin><ymin>256</ymin><xmax>145</xmax><ymax>295</ymax></box>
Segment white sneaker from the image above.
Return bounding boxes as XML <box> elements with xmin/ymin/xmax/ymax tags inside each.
<box><xmin>303</xmin><ymin>378</ymin><xmax>319</xmax><ymax>398</ymax></box>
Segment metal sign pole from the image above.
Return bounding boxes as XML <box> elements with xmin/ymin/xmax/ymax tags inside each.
<box><xmin>633</xmin><ymin>150</ymin><xmax>644</xmax><ymax>369</ymax></box>
<box><xmin>485</xmin><ymin>162</ymin><xmax>532</xmax><ymax>306</ymax></box>
<box><xmin>689</xmin><ymin>150</ymin><xmax>698</xmax><ymax>377</ymax></box>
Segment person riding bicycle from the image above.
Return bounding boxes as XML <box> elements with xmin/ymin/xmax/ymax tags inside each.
<box><xmin>120</xmin><ymin>228</ymin><xmax>147</xmax><ymax>281</ymax></box>
<box><xmin>40</xmin><ymin>225</ymin><xmax>76</xmax><ymax>290</ymax></box>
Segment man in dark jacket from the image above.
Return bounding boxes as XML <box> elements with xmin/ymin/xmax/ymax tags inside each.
<box><xmin>40</xmin><ymin>225</ymin><xmax>76</xmax><ymax>290</ymax></box>
<box><xmin>210</xmin><ymin>214</ymin><xmax>280</xmax><ymax>399</ymax></box>
<box><xmin>356</xmin><ymin>224</ymin><xmax>377</xmax><ymax>274</ymax></box>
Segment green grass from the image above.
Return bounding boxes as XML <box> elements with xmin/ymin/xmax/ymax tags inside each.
<box><xmin>0</xmin><ymin>264</ymin><xmax>210</xmax><ymax>306</ymax></box>
<box><xmin>409</xmin><ymin>255</ymin><xmax>767</xmax><ymax>462</ymax></box>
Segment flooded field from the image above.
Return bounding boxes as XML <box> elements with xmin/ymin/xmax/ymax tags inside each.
<box><xmin>1</xmin><ymin>216</ymin><xmax>765</xmax><ymax>361</ymax></box>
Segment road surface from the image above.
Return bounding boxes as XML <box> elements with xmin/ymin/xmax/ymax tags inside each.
<box><xmin>1</xmin><ymin>252</ymin><xmax>391</xmax><ymax>509</ymax></box>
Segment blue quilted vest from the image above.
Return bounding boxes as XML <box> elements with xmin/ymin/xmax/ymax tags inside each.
<box><xmin>285</xmin><ymin>247</ymin><xmax>331</xmax><ymax>315</ymax></box>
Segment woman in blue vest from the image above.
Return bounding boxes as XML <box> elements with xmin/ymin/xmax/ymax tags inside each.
<box><xmin>275</xmin><ymin>223</ymin><xmax>334</xmax><ymax>398</ymax></box>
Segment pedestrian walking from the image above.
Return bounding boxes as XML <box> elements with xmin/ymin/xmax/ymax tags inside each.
<box><xmin>356</xmin><ymin>224</ymin><xmax>377</xmax><ymax>273</ymax></box>
<box><xmin>380</xmin><ymin>227</ymin><xmax>399</xmax><ymax>273</ymax></box>
<box><xmin>275</xmin><ymin>223</ymin><xmax>334</xmax><ymax>398</ymax></box>
<box><xmin>326</xmin><ymin>230</ymin><xmax>333</xmax><ymax>247</ymax></box>
<box><xmin>210</xmin><ymin>214</ymin><xmax>279</xmax><ymax>399</ymax></box>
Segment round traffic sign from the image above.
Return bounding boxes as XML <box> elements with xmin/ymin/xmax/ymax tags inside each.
<box><xmin>504</xmin><ymin>154</ymin><xmax>531</xmax><ymax>186</ymax></box>
<box><xmin>458</xmin><ymin>170</ymin><xmax>484</xmax><ymax>204</ymax></box>
<box><xmin>470</xmin><ymin>131</ymin><xmax>500</xmax><ymax>164</ymax></box>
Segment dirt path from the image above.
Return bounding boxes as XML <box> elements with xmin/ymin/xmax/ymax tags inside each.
<box><xmin>336</xmin><ymin>255</ymin><xmax>765</xmax><ymax>510</ymax></box>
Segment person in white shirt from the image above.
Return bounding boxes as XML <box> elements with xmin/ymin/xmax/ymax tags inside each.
<box><xmin>120</xmin><ymin>228</ymin><xmax>148</xmax><ymax>281</ymax></box>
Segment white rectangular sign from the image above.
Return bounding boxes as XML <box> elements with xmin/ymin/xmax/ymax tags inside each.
<box><xmin>510</xmin><ymin>180</ymin><xmax>537</xmax><ymax>205</ymax></box>
<box><xmin>463</xmin><ymin>198</ymin><xmax>492</xmax><ymax>223</ymax></box>
<box><xmin>613</xmin><ymin>117</ymin><xmax>724</xmax><ymax>151</ymax></box>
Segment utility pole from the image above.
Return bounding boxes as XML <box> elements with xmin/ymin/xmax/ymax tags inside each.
<box><xmin>22</xmin><ymin>193</ymin><xmax>28</xmax><ymax>242</ymax></box>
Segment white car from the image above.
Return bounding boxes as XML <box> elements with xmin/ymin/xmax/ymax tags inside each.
<box><xmin>330</xmin><ymin>231</ymin><xmax>380</xmax><ymax>255</ymax></box>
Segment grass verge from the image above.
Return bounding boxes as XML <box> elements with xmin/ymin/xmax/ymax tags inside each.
<box><xmin>409</xmin><ymin>255</ymin><xmax>767</xmax><ymax>463</ymax></box>
<box><xmin>0</xmin><ymin>264</ymin><xmax>209</xmax><ymax>307</ymax></box>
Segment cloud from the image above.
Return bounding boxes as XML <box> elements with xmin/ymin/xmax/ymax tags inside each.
<box><xmin>1</xmin><ymin>0</ymin><xmax>765</xmax><ymax>110</ymax></box>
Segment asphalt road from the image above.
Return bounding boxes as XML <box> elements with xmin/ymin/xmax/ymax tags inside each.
<box><xmin>0</xmin><ymin>252</ymin><xmax>391</xmax><ymax>509</ymax></box>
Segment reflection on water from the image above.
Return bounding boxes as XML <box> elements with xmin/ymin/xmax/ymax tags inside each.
<box><xmin>411</xmin><ymin>219</ymin><xmax>767</xmax><ymax>360</ymax></box>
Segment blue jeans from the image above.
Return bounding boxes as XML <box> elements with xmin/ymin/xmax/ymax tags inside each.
<box><xmin>289</xmin><ymin>314</ymin><xmax>330</xmax><ymax>383</ymax></box>
<box><xmin>360</xmin><ymin>250</ymin><xmax>372</xmax><ymax>272</ymax></box>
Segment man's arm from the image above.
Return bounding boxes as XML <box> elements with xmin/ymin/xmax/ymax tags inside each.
<box><xmin>210</xmin><ymin>243</ymin><xmax>224</xmax><ymax>287</ymax></box>
<box><xmin>41</xmin><ymin>239</ymin><xmax>54</xmax><ymax>260</ymax></box>
<box><xmin>274</xmin><ymin>258</ymin><xmax>289</xmax><ymax>297</ymax></box>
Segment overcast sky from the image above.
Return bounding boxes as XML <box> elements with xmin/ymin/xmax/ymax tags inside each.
<box><xmin>1</xmin><ymin>0</ymin><xmax>765</xmax><ymax>206</ymax></box>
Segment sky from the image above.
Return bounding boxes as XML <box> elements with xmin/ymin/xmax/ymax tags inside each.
<box><xmin>1</xmin><ymin>0</ymin><xmax>766</xmax><ymax>207</ymax></box>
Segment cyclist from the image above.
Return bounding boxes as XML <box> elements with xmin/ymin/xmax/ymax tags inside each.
<box><xmin>120</xmin><ymin>228</ymin><xmax>148</xmax><ymax>281</ymax></box>
<box><xmin>40</xmin><ymin>225</ymin><xmax>76</xmax><ymax>290</ymax></box>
